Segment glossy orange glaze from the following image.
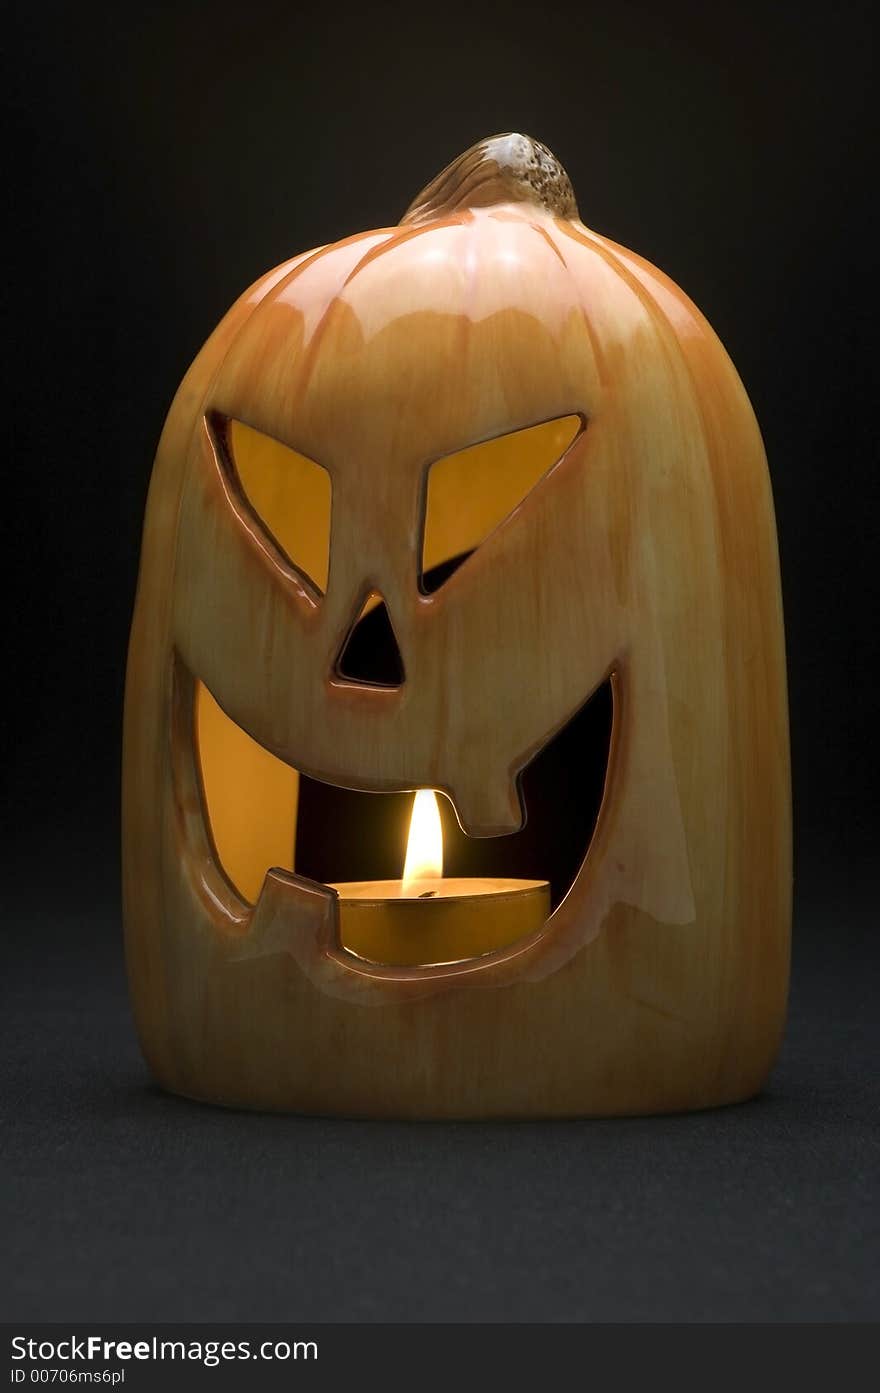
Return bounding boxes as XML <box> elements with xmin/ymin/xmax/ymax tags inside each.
<box><xmin>123</xmin><ymin>135</ymin><xmax>791</xmax><ymax>1116</ymax></box>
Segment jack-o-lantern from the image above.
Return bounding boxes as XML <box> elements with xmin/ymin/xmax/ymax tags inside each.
<box><xmin>123</xmin><ymin>134</ymin><xmax>791</xmax><ymax>1117</ymax></box>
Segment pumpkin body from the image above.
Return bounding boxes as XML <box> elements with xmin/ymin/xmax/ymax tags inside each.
<box><xmin>123</xmin><ymin>136</ymin><xmax>790</xmax><ymax>1116</ymax></box>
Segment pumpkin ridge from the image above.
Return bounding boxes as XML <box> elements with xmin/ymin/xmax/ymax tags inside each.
<box><xmin>339</xmin><ymin>217</ymin><xmax>470</xmax><ymax>288</ymax></box>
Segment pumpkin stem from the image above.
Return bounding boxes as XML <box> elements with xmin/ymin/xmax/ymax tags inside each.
<box><xmin>400</xmin><ymin>133</ymin><xmax>579</xmax><ymax>225</ymax></box>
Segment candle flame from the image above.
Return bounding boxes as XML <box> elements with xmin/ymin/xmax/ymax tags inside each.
<box><xmin>402</xmin><ymin>789</ymin><xmax>443</xmax><ymax>889</ymax></box>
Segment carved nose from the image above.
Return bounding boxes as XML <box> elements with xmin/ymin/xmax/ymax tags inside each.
<box><xmin>335</xmin><ymin>590</ymin><xmax>405</xmax><ymax>687</ymax></box>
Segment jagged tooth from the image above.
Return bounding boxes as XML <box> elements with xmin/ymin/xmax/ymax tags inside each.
<box><xmin>234</xmin><ymin>869</ymin><xmax>339</xmax><ymax>961</ymax></box>
<box><xmin>450</xmin><ymin>775</ymin><xmax>525</xmax><ymax>838</ymax></box>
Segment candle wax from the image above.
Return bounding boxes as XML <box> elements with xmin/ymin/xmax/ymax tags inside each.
<box><xmin>329</xmin><ymin>877</ymin><xmax>550</xmax><ymax>967</ymax></box>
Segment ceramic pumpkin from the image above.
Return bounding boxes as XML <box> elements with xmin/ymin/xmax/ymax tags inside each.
<box><xmin>122</xmin><ymin>134</ymin><xmax>791</xmax><ymax>1117</ymax></box>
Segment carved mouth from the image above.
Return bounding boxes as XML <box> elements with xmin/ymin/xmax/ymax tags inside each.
<box><xmin>186</xmin><ymin>656</ymin><xmax>614</xmax><ymax>973</ymax></box>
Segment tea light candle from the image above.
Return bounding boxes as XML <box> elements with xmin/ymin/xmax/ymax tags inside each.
<box><xmin>330</xmin><ymin>791</ymin><xmax>550</xmax><ymax>966</ymax></box>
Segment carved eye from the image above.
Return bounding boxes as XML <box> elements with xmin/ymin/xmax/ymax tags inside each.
<box><xmin>215</xmin><ymin>417</ymin><xmax>332</xmax><ymax>596</ymax></box>
<box><xmin>420</xmin><ymin>414</ymin><xmax>583</xmax><ymax>593</ymax></box>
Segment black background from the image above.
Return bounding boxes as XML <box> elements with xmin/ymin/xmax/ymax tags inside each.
<box><xmin>4</xmin><ymin>0</ymin><xmax>878</xmax><ymax>1324</ymax></box>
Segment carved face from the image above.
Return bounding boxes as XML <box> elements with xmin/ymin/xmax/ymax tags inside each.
<box><xmin>123</xmin><ymin>135</ymin><xmax>790</xmax><ymax>1117</ymax></box>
